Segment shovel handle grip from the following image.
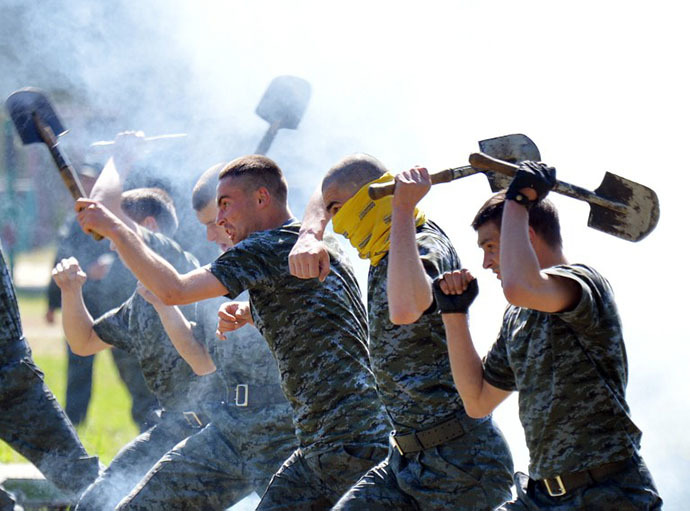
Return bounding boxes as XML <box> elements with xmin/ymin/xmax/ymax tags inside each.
<box><xmin>368</xmin><ymin>165</ymin><xmax>482</xmax><ymax>200</ymax></box>
<box><xmin>469</xmin><ymin>152</ymin><xmax>628</xmax><ymax>214</ymax></box>
<box><xmin>33</xmin><ymin>114</ymin><xmax>103</xmax><ymax>240</ymax></box>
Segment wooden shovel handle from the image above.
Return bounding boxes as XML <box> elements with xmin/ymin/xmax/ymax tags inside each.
<box><xmin>368</xmin><ymin>165</ymin><xmax>482</xmax><ymax>200</ymax></box>
<box><xmin>468</xmin><ymin>152</ymin><xmax>627</xmax><ymax>213</ymax></box>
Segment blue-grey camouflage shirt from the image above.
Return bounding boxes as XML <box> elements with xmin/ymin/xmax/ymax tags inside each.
<box><xmin>209</xmin><ymin>220</ymin><xmax>389</xmax><ymax>452</ymax></box>
<box><xmin>483</xmin><ymin>264</ymin><xmax>642</xmax><ymax>479</ymax></box>
<box><xmin>367</xmin><ymin>221</ymin><xmax>466</xmax><ymax>432</ymax></box>
<box><xmin>1</xmin><ymin>247</ymin><xmax>23</xmax><ymax>346</ymax></box>
<box><xmin>93</xmin><ymin>229</ymin><xmax>224</xmax><ymax>412</ymax></box>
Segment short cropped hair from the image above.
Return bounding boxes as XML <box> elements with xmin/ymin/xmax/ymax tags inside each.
<box><xmin>218</xmin><ymin>155</ymin><xmax>288</xmax><ymax>204</ymax></box>
<box><xmin>472</xmin><ymin>191</ymin><xmax>563</xmax><ymax>249</ymax></box>
<box><xmin>192</xmin><ymin>163</ymin><xmax>224</xmax><ymax>212</ymax></box>
<box><xmin>321</xmin><ymin>153</ymin><xmax>387</xmax><ymax>195</ymax></box>
<box><xmin>121</xmin><ymin>187</ymin><xmax>179</xmax><ymax>237</ymax></box>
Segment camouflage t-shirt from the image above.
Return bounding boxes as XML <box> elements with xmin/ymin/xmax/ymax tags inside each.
<box><xmin>195</xmin><ymin>293</ymin><xmax>287</xmax><ymax>391</ymax></box>
<box><xmin>209</xmin><ymin>220</ymin><xmax>389</xmax><ymax>452</ymax></box>
<box><xmin>483</xmin><ymin>264</ymin><xmax>642</xmax><ymax>479</ymax></box>
<box><xmin>0</xmin><ymin>247</ymin><xmax>23</xmax><ymax>346</ymax></box>
<box><xmin>93</xmin><ymin>229</ymin><xmax>224</xmax><ymax>412</ymax></box>
<box><xmin>368</xmin><ymin>220</ymin><xmax>466</xmax><ymax>432</ymax></box>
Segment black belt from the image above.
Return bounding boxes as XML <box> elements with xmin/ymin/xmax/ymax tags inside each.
<box><xmin>535</xmin><ymin>458</ymin><xmax>631</xmax><ymax>497</ymax></box>
<box><xmin>232</xmin><ymin>383</ymin><xmax>286</xmax><ymax>408</ymax></box>
<box><xmin>391</xmin><ymin>417</ymin><xmax>465</xmax><ymax>455</ymax></box>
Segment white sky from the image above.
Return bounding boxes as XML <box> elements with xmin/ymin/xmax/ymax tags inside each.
<box><xmin>171</xmin><ymin>1</ymin><xmax>688</xmax><ymax>505</ymax></box>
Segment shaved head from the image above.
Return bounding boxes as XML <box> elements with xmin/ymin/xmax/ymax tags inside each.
<box><xmin>322</xmin><ymin>153</ymin><xmax>388</xmax><ymax>197</ymax></box>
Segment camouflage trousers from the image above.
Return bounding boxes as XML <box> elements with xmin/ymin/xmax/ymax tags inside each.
<box><xmin>75</xmin><ymin>410</ymin><xmax>202</xmax><ymax>510</ymax></box>
<box><xmin>332</xmin><ymin>418</ymin><xmax>514</xmax><ymax>511</ymax></box>
<box><xmin>500</xmin><ymin>453</ymin><xmax>662</xmax><ymax>511</ymax></box>
<box><xmin>0</xmin><ymin>347</ymin><xmax>100</xmax><ymax>500</ymax></box>
<box><xmin>117</xmin><ymin>402</ymin><xmax>297</xmax><ymax>510</ymax></box>
<box><xmin>256</xmin><ymin>440</ymin><xmax>389</xmax><ymax>510</ymax></box>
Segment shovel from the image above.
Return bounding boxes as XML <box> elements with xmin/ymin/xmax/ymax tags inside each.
<box><xmin>254</xmin><ymin>75</ymin><xmax>311</xmax><ymax>155</ymax></box>
<box><xmin>368</xmin><ymin>133</ymin><xmax>541</xmax><ymax>200</ymax></box>
<box><xmin>5</xmin><ymin>87</ymin><xmax>102</xmax><ymax>239</ymax></box>
<box><xmin>468</xmin><ymin>152</ymin><xmax>660</xmax><ymax>242</ymax></box>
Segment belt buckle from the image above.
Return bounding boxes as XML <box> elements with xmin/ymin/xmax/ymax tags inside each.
<box><xmin>543</xmin><ymin>475</ymin><xmax>567</xmax><ymax>497</ymax></box>
<box><xmin>183</xmin><ymin>411</ymin><xmax>203</xmax><ymax>428</ymax></box>
<box><xmin>390</xmin><ymin>433</ymin><xmax>405</xmax><ymax>456</ymax></box>
<box><xmin>235</xmin><ymin>384</ymin><xmax>249</xmax><ymax>407</ymax></box>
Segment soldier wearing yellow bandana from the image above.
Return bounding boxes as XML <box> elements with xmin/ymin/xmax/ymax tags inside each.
<box><xmin>289</xmin><ymin>153</ymin><xmax>514</xmax><ymax>510</ymax></box>
<box><xmin>331</xmin><ymin>173</ymin><xmax>426</xmax><ymax>266</ymax></box>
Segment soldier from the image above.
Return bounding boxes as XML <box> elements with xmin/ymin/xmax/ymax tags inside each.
<box><xmin>53</xmin><ymin>186</ymin><xmax>225</xmax><ymax>511</ymax></box>
<box><xmin>75</xmin><ymin>154</ymin><xmax>390</xmax><ymax>510</ymax></box>
<box><xmin>433</xmin><ymin>162</ymin><xmax>662</xmax><ymax>509</ymax></box>
<box><xmin>0</xmin><ymin>242</ymin><xmax>100</xmax><ymax>510</ymax></box>
<box><xmin>289</xmin><ymin>154</ymin><xmax>513</xmax><ymax>509</ymax></box>
<box><xmin>115</xmin><ymin>163</ymin><xmax>298</xmax><ymax>510</ymax></box>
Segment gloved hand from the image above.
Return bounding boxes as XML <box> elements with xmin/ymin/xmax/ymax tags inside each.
<box><xmin>505</xmin><ymin>161</ymin><xmax>556</xmax><ymax>207</ymax></box>
<box><xmin>432</xmin><ymin>271</ymin><xmax>479</xmax><ymax>314</ymax></box>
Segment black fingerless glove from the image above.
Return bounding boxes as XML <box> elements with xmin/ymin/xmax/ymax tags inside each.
<box><xmin>505</xmin><ymin>161</ymin><xmax>556</xmax><ymax>208</ymax></box>
<box><xmin>432</xmin><ymin>277</ymin><xmax>479</xmax><ymax>314</ymax></box>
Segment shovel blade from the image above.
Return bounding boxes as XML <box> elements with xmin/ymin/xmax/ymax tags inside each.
<box><xmin>255</xmin><ymin>76</ymin><xmax>311</xmax><ymax>130</ymax></box>
<box><xmin>588</xmin><ymin>172</ymin><xmax>660</xmax><ymax>242</ymax></box>
<box><xmin>5</xmin><ymin>88</ymin><xmax>67</xmax><ymax>145</ymax></box>
<box><xmin>478</xmin><ymin>134</ymin><xmax>541</xmax><ymax>192</ymax></box>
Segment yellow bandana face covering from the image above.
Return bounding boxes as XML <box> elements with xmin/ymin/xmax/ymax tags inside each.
<box><xmin>332</xmin><ymin>173</ymin><xmax>426</xmax><ymax>266</ymax></box>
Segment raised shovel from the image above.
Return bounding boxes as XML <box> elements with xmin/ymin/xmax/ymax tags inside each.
<box><xmin>468</xmin><ymin>152</ymin><xmax>660</xmax><ymax>242</ymax></box>
<box><xmin>368</xmin><ymin>133</ymin><xmax>541</xmax><ymax>200</ymax></box>
<box><xmin>5</xmin><ymin>87</ymin><xmax>103</xmax><ymax>239</ymax></box>
<box><xmin>254</xmin><ymin>75</ymin><xmax>311</xmax><ymax>155</ymax></box>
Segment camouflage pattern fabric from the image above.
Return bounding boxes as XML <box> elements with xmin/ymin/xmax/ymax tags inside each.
<box><xmin>0</xmin><ymin>248</ymin><xmax>100</xmax><ymax>500</ymax></box>
<box><xmin>334</xmin><ymin>426</ymin><xmax>515</xmax><ymax>511</ymax></box>
<box><xmin>209</xmin><ymin>219</ymin><xmax>389</xmax><ymax>452</ymax></box>
<box><xmin>117</xmin><ymin>401</ymin><xmax>297</xmax><ymax>510</ymax></box>
<box><xmin>350</xmin><ymin>220</ymin><xmax>513</xmax><ymax>509</ymax></box>
<box><xmin>256</xmin><ymin>443</ymin><xmax>389</xmax><ymax>510</ymax></box>
<box><xmin>114</xmin><ymin>295</ymin><xmax>298</xmax><ymax>510</ymax></box>
<box><xmin>500</xmin><ymin>453</ymin><xmax>662</xmax><ymax>510</ymax></box>
<box><xmin>76</xmin><ymin>411</ymin><xmax>209</xmax><ymax>511</ymax></box>
<box><xmin>483</xmin><ymin>264</ymin><xmax>649</xmax><ymax>480</ymax></box>
<box><xmin>79</xmin><ymin>230</ymin><xmax>224</xmax><ymax>507</ymax></box>
<box><xmin>92</xmin><ymin>228</ymin><xmax>225</xmax><ymax>413</ymax></box>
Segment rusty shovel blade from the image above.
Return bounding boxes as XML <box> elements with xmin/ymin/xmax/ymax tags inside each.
<box><xmin>5</xmin><ymin>87</ymin><xmax>67</xmax><ymax>145</ymax></box>
<box><xmin>469</xmin><ymin>152</ymin><xmax>660</xmax><ymax>242</ymax></box>
<box><xmin>589</xmin><ymin>171</ymin><xmax>660</xmax><ymax>242</ymax></box>
<box><xmin>479</xmin><ymin>133</ymin><xmax>541</xmax><ymax>192</ymax></box>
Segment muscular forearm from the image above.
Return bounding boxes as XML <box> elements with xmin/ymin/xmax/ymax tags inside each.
<box><xmin>388</xmin><ymin>204</ymin><xmax>432</xmax><ymax>324</ymax></box>
<box><xmin>299</xmin><ymin>187</ymin><xmax>330</xmax><ymax>240</ymax></box>
<box><xmin>108</xmin><ymin>221</ymin><xmax>191</xmax><ymax>304</ymax></box>
<box><xmin>500</xmin><ymin>201</ymin><xmax>544</xmax><ymax>302</ymax></box>
<box><xmin>60</xmin><ymin>289</ymin><xmax>108</xmax><ymax>356</ymax></box>
<box><xmin>153</xmin><ymin>304</ymin><xmax>216</xmax><ymax>375</ymax></box>
<box><xmin>442</xmin><ymin>313</ymin><xmax>505</xmax><ymax>418</ymax></box>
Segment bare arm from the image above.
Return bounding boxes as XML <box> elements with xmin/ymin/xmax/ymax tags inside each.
<box><xmin>387</xmin><ymin>167</ymin><xmax>433</xmax><ymax>324</ymax></box>
<box><xmin>500</xmin><ymin>200</ymin><xmax>579</xmax><ymax>312</ymax></box>
<box><xmin>441</xmin><ymin>313</ymin><xmax>511</xmax><ymax>417</ymax></box>
<box><xmin>288</xmin><ymin>187</ymin><xmax>331</xmax><ymax>281</ymax></box>
<box><xmin>89</xmin><ymin>131</ymin><xmax>145</xmax><ymax>233</ymax></box>
<box><xmin>435</xmin><ymin>270</ymin><xmax>511</xmax><ymax>417</ymax></box>
<box><xmin>52</xmin><ymin>258</ymin><xmax>111</xmax><ymax>356</ymax></box>
<box><xmin>76</xmin><ymin>198</ymin><xmax>227</xmax><ymax>305</ymax></box>
<box><xmin>137</xmin><ymin>283</ymin><xmax>216</xmax><ymax>375</ymax></box>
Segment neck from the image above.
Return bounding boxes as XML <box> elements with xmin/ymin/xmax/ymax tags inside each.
<box><xmin>257</xmin><ymin>205</ymin><xmax>293</xmax><ymax>231</ymax></box>
<box><xmin>537</xmin><ymin>244</ymin><xmax>568</xmax><ymax>269</ymax></box>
